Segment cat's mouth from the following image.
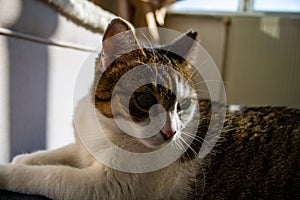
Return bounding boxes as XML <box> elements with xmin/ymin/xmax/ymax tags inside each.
<box><xmin>137</xmin><ymin>130</ymin><xmax>177</xmax><ymax>149</ymax></box>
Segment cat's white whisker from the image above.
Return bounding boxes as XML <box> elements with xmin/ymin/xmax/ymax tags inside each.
<box><xmin>141</xmin><ymin>31</ymin><xmax>157</xmax><ymax>60</ymax></box>
<box><xmin>193</xmin><ymin>79</ymin><xmax>229</xmax><ymax>86</ymax></box>
<box><xmin>176</xmin><ymin>138</ymin><xmax>186</xmax><ymax>151</ymax></box>
<box><xmin>181</xmin><ymin>131</ymin><xmax>209</xmax><ymax>145</ymax></box>
<box><xmin>140</xmin><ymin>31</ymin><xmax>160</xmax><ymax>84</ymax></box>
<box><xmin>191</xmin><ymin>71</ymin><xmax>203</xmax><ymax>82</ymax></box>
<box><xmin>190</xmin><ymin>68</ymin><xmax>198</xmax><ymax>78</ymax></box>
<box><xmin>172</xmin><ymin>141</ymin><xmax>183</xmax><ymax>151</ymax></box>
<box><xmin>138</xmin><ymin>61</ymin><xmax>156</xmax><ymax>80</ymax></box>
<box><xmin>178</xmin><ymin>136</ymin><xmax>198</xmax><ymax>157</ymax></box>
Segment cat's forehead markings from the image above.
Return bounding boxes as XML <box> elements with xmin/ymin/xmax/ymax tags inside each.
<box><xmin>140</xmin><ymin>49</ymin><xmax>192</xmax><ymax>80</ymax></box>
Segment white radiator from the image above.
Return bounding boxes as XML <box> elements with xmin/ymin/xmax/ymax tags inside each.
<box><xmin>224</xmin><ymin>17</ymin><xmax>300</xmax><ymax>108</ymax></box>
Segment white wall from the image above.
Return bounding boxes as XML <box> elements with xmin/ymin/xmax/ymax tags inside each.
<box><xmin>224</xmin><ymin>17</ymin><xmax>300</xmax><ymax>108</ymax></box>
<box><xmin>47</xmin><ymin>46</ymin><xmax>96</xmax><ymax>150</ymax></box>
<box><xmin>0</xmin><ymin>0</ymin><xmax>101</xmax><ymax>160</ymax></box>
<box><xmin>0</xmin><ymin>36</ymin><xmax>9</xmax><ymax>163</ymax></box>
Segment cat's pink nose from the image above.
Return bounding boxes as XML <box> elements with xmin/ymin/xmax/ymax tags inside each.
<box><xmin>161</xmin><ymin>130</ymin><xmax>176</xmax><ymax>140</ymax></box>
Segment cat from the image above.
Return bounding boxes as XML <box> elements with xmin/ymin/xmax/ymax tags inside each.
<box><xmin>0</xmin><ymin>18</ymin><xmax>299</xmax><ymax>200</ymax></box>
<box><xmin>0</xmin><ymin>18</ymin><xmax>203</xmax><ymax>200</ymax></box>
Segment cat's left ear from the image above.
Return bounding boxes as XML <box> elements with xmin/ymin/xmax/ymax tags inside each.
<box><xmin>100</xmin><ymin>18</ymin><xmax>144</xmax><ymax>68</ymax></box>
<box><xmin>162</xmin><ymin>31</ymin><xmax>198</xmax><ymax>58</ymax></box>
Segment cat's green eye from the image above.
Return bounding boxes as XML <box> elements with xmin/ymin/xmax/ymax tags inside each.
<box><xmin>177</xmin><ymin>98</ymin><xmax>191</xmax><ymax>111</ymax></box>
<box><xmin>135</xmin><ymin>93</ymin><xmax>157</xmax><ymax>110</ymax></box>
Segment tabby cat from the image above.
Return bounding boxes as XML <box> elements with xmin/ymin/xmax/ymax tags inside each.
<box><xmin>0</xmin><ymin>18</ymin><xmax>299</xmax><ymax>200</ymax></box>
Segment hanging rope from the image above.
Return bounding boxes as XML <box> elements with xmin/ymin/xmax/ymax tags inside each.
<box><xmin>42</xmin><ymin>0</ymin><xmax>118</xmax><ymax>33</ymax></box>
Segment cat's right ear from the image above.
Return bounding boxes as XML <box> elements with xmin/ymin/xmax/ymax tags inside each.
<box><xmin>162</xmin><ymin>31</ymin><xmax>198</xmax><ymax>59</ymax></box>
<box><xmin>100</xmin><ymin>18</ymin><xmax>143</xmax><ymax>68</ymax></box>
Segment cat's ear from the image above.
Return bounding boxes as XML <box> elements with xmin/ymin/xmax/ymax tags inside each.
<box><xmin>162</xmin><ymin>31</ymin><xmax>198</xmax><ymax>58</ymax></box>
<box><xmin>100</xmin><ymin>18</ymin><xmax>143</xmax><ymax>67</ymax></box>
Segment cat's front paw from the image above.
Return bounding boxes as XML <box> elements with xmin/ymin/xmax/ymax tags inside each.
<box><xmin>12</xmin><ymin>154</ymin><xmax>34</xmax><ymax>165</ymax></box>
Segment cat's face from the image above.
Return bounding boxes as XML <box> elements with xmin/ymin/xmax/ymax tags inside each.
<box><xmin>94</xmin><ymin>19</ymin><xmax>198</xmax><ymax>150</ymax></box>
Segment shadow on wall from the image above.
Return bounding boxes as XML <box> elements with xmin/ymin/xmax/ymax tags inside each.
<box><xmin>7</xmin><ymin>0</ymin><xmax>58</xmax><ymax>160</ymax></box>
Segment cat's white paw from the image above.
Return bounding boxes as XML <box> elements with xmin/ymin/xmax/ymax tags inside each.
<box><xmin>12</xmin><ymin>154</ymin><xmax>34</xmax><ymax>165</ymax></box>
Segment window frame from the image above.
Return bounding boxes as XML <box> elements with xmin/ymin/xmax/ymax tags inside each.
<box><xmin>167</xmin><ymin>0</ymin><xmax>300</xmax><ymax>18</ymax></box>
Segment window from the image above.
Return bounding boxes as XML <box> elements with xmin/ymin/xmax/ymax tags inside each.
<box><xmin>171</xmin><ymin>0</ymin><xmax>239</xmax><ymax>12</ymax></box>
<box><xmin>169</xmin><ymin>0</ymin><xmax>300</xmax><ymax>14</ymax></box>
<box><xmin>254</xmin><ymin>0</ymin><xmax>300</xmax><ymax>12</ymax></box>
